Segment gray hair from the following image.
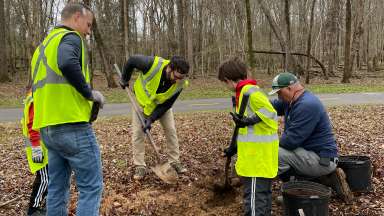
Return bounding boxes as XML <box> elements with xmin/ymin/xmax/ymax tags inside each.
<box><xmin>61</xmin><ymin>3</ymin><xmax>93</xmax><ymax>21</ymax></box>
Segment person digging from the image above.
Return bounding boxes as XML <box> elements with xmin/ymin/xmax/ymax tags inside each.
<box><xmin>218</xmin><ymin>57</ymin><xmax>279</xmax><ymax>216</ymax></box>
<box><xmin>119</xmin><ymin>55</ymin><xmax>189</xmax><ymax>180</ymax></box>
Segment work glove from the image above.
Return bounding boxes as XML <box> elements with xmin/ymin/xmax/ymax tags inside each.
<box><xmin>223</xmin><ymin>145</ymin><xmax>237</xmax><ymax>158</ymax></box>
<box><xmin>90</xmin><ymin>90</ymin><xmax>105</xmax><ymax>109</ymax></box>
<box><xmin>31</xmin><ymin>146</ymin><xmax>43</xmax><ymax>163</ymax></box>
<box><xmin>142</xmin><ymin>117</ymin><xmax>153</xmax><ymax>132</ymax></box>
<box><xmin>119</xmin><ymin>79</ymin><xmax>129</xmax><ymax>89</ymax></box>
<box><xmin>230</xmin><ymin>112</ymin><xmax>261</xmax><ymax>128</ymax></box>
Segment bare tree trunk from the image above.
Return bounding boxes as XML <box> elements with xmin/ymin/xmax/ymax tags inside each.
<box><xmin>5</xmin><ymin>0</ymin><xmax>15</xmax><ymax>75</ymax></box>
<box><xmin>367</xmin><ymin>2</ymin><xmax>373</xmax><ymax>72</ymax></box>
<box><xmin>0</xmin><ymin>0</ymin><xmax>10</xmax><ymax>82</ymax></box>
<box><xmin>245</xmin><ymin>0</ymin><xmax>255</xmax><ymax>68</ymax></box>
<box><xmin>256</xmin><ymin>0</ymin><xmax>304</xmax><ymax>76</ymax></box>
<box><xmin>176</xmin><ymin>0</ymin><xmax>185</xmax><ymax>56</ymax></box>
<box><xmin>342</xmin><ymin>0</ymin><xmax>352</xmax><ymax>83</ymax></box>
<box><xmin>305</xmin><ymin>0</ymin><xmax>316</xmax><ymax>84</ymax></box>
<box><xmin>167</xmin><ymin>0</ymin><xmax>176</xmax><ymax>55</ymax></box>
<box><xmin>324</xmin><ymin>0</ymin><xmax>340</xmax><ymax>79</ymax></box>
<box><xmin>267</xmin><ymin>25</ymin><xmax>273</xmax><ymax>75</ymax></box>
<box><xmin>284</xmin><ymin>0</ymin><xmax>291</xmax><ymax>71</ymax></box>
<box><xmin>84</xmin><ymin>0</ymin><xmax>117</xmax><ymax>88</ymax></box>
<box><xmin>185</xmin><ymin>0</ymin><xmax>194</xmax><ymax>77</ymax></box>
<box><xmin>348</xmin><ymin>0</ymin><xmax>365</xmax><ymax>76</ymax></box>
<box><xmin>197</xmin><ymin>0</ymin><xmax>204</xmax><ymax>77</ymax></box>
<box><xmin>123</xmin><ymin>0</ymin><xmax>129</xmax><ymax>60</ymax></box>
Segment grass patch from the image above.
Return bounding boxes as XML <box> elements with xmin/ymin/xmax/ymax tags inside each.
<box><xmin>306</xmin><ymin>83</ymin><xmax>384</xmax><ymax>94</ymax></box>
<box><xmin>0</xmin><ymin>97</ymin><xmax>24</xmax><ymax>108</ymax></box>
<box><xmin>1</xmin><ymin>77</ymin><xmax>384</xmax><ymax>108</ymax></box>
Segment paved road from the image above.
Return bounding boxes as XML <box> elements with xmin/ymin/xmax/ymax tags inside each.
<box><xmin>1</xmin><ymin>92</ymin><xmax>383</xmax><ymax>123</ymax></box>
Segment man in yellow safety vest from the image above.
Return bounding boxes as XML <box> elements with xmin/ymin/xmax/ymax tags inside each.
<box><xmin>30</xmin><ymin>3</ymin><xmax>104</xmax><ymax>216</ymax></box>
<box><xmin>119</xmin><ymin>55</ymin><xmax>189</xmax><ymax>180</ymax></box>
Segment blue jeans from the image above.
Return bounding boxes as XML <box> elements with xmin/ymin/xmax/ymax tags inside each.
<box><xmin>40</xmin><ymin>123</ymin><xmax>103</xmax><ymax>216</ymax></box>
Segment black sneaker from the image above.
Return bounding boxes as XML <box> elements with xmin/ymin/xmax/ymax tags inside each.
<box><xmin>28</xmin><ymin>207</ymin><xmax>46</xmax><ymax>216</ymax></box>
<box><xmin>133</xmin><ymin>166</ymin><xmax>146</xmax><ymax>180</ymax></box>
<box><xmin>170</xmin><ymin>162</ymin><xmax>187</xmax><ymax>174</ymax></box>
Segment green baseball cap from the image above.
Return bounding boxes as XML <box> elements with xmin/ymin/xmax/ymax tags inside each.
<box><xmin>268</xmin><ymin>72</ymin><xmax>298</xmax><ymax>95</ymax></box>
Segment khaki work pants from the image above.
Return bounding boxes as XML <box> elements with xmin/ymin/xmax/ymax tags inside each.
<box><xmin>132</xmin><ymin>108</ymin><xmax>180</xmax><ymax>167</ymax></box>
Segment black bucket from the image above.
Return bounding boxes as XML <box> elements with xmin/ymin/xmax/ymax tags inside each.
<box><xmin>282</xmin><ymin>181</ymin><xmax>331</xmax><ymax>216</ymax></box>
<box><xmin>338</xmin><ymin>155</ymin><xmax>372</xmax><ymax>192</ymax></box>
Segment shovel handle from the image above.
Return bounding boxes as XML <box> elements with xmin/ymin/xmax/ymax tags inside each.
<box><xmin>114</xmin><ymin>64</ymin><xmax>161</xmax><ymax>159</ymax></box>
<box><xmin>224</xmin><ymin>156</ymin><xmax>231</xmax><ymax>186</ymax></box>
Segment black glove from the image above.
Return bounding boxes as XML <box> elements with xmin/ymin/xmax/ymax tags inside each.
<box><xmin>119</xmin><ymin>79</ymin><xmax>129</xmax><ymax>89</ymax></box>
<box><xmin>142</xmin><ymin>117</ymin><xmax>152</xmax><ymax>132</ymax></box>
<box><xmin>230</xmin><ymin>112</ymin><xmax>261</xmax><ymax>128</ymax></box>
<box><xmin>223</xmin><ymin>145</ymin><xmax>237</xmax><ymax>158</ymax></box>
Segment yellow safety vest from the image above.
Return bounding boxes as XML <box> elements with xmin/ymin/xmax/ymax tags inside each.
<box><xmin>133</xmin><ymin>56</ymin><xmax>188</xmax><ymax>116</ymax></box>
<box><xmin>21</xmin><ymin>93</ymin><xmax>48</xmax><ymax>174</ymax></box>
<box><xmin>31</xmin><ymin>27</ymin><xmax>92</xmax><ymax>129</ymax></box>
<box><xmin>235</xmin><ymin>85</ymin><xmax>279</xmax><ymax>178</ymax></box>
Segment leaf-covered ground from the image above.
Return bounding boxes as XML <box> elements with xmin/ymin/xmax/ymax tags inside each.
<box><xmin>0</xmin><ymin>105</ymin><xmax>383</xmax><ymax>215</ymax></box>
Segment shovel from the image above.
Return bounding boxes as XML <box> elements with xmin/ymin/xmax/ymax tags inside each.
<box><xmin>114</xmin><ymin>64</ymin><xmax>178</xmax><ymax>184</ymax></box>
<box><xmin>215</xmin><ymin>94</ymin><xmax>250</xmax><ymax>193</ymax></box>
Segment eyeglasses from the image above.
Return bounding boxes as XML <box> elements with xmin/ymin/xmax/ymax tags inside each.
<box><xmin>173</xmin><ymin>70</ymin><xmax>186</xmax><ymax>80</ymax></box>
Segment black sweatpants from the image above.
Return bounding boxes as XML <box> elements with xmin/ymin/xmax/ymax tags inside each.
<box><xmin>28</xmin><ymin>166</ymin><xmax>48</xmax><ymax>209</ymax></box>
<box><xmin>243</xmin><ymin>177</ymin><xmax>273</xmax><ymax>216</ymax></box>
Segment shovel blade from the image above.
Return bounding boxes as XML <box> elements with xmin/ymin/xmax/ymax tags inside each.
<box><xmin>151</xmin><ymin>162</ymin><xmax>178</xmax><ymax>184</ymax></box>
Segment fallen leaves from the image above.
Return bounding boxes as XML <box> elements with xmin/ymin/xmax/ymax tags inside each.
<box><xmin>0</xmin><ymin>105</ymin><xmax>383</xmax><ymax>215</ymax></box>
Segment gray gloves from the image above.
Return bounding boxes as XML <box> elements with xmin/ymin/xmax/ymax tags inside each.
<box><xmin>119</xmin><ymin>79</ymin><xmax>129</xmax><ymax>89</ymax></box>
<box><xmin>90</xmin><ymin>90</ymin><xmax>105</xmax><ymax>109</ymax></box>
<box><xmin>31</xmin><ymin>146</ymin><xmax>43</xmax><ymax>163</ymax></box>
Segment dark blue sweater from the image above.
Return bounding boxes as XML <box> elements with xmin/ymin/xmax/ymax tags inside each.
<box><xmin>271</xmin><ymin>91</ymin><xmax>338</xmax><ymax>158</ymax></box>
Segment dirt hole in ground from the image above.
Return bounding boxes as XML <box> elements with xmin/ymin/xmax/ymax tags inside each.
<box><xmin>204</xmin><ymin>182</ymin><xmax>238</xmax><ymax>208</ymax></box>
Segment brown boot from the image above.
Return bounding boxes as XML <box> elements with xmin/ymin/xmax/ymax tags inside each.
<box><xmin>318</xmin><ymin>168</ymin><xmax>354</xmax><ymax>203</ymax></box>
<box><xmin>333</xmin><ymin>168</ymin><xmax>354</xmax><ymax>203</ymax></box>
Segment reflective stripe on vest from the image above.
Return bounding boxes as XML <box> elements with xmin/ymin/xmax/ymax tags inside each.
<box><xmin>32</xmin><ymin>31</ymin><xmax>68</xmax><ymax>93</ymax></box>
<box><xmin>20</xmin><ymin>94</ymin><xmax>48</xmax><ymax>174</ymax></box>
<box><xmin>134</xmin><ymin>56</ymin><xmax>188</xmax><ymax>116</ymax></box>
<box><xmin>31</xmin><ymin>28</ymin><xmax>92</xmax><ymax>129</ymax></box>
<box><xmin>235</xmin><ymin>85</ymin><xmax>279</xmax><ymax>178</ymax></box>
<box><xmin>140</xmin><ymin>58</ymin><xmax>165</xmax><ymax>98</ymax></box>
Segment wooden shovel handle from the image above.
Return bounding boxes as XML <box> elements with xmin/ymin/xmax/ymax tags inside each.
<box><xmin>113</xmin><ymin>64</ymin><xmax>161</xmax><ymax>159</ymax></box>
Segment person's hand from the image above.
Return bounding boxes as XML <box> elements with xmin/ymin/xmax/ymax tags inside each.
<box><xmin>142</xmin><ymin>118</ymin><xmax>152</xmax><ymax>132</ymax></box>
<box><xmin>230</xmin><ymin>112</ymin><xmax>247</xmax><ymax>128</ymax></box>
<box><xmin>223</xmin><ymin>147</ymin><xmax>235</xmax><ymax>158</ymax></box>
<box><xmin>90</xmin><ymin>90</ymin><xmax>105</xmax><ymax>109</ymax></box>
<box><xmin>31</xmin><ymin>146</ymin><xmax>43</xmax><ymax>163</ymax></box>
<box><xmin>119</xmin><ymin>79</ymin><xmax>129</xmax><ymax>89</ymax></box>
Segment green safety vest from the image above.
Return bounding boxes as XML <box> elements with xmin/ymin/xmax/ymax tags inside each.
<box><xmin>31</xmin><ymin>27</ymin><xmax>92</xmax><ymax>130</ymax></box>
<box><xmin>21</xmin><ymin>93</ymin><xmax>48</xmax><ymax>174</ymax></box>
<box><xmin>133</xmin><ymin>56</ymin><xmax>188</xmax><ymax>116</ymax></box>
<box><xmin>235</xmin><ymin>85</ymin><xmax>279</xmax><ymax>178</ymax></box>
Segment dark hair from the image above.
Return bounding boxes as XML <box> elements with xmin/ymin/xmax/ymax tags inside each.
<box><xmin>218</xmin><ymin>57</ymin><xmax>247</xmax><ymax>82</ymax></box>
<box><xmin>169</xmin><ymin>56</ymin><xmax>190</xmax><ymax>74</ymax></box>
<box><xmin>61</xmin><ymin>3</ymin><xmax>93</xmax><ymax>21</ymax></box>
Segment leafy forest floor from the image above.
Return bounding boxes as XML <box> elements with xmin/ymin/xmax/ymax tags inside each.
<box><xmin>1</xmin><ymin>69</ymin><xmax>384</xmax><ymax>108</ymax></box>
<box><xmin>1</xmin><ymin>105</ymin><xmax>383</xmax><ymax>215</ymax></box>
